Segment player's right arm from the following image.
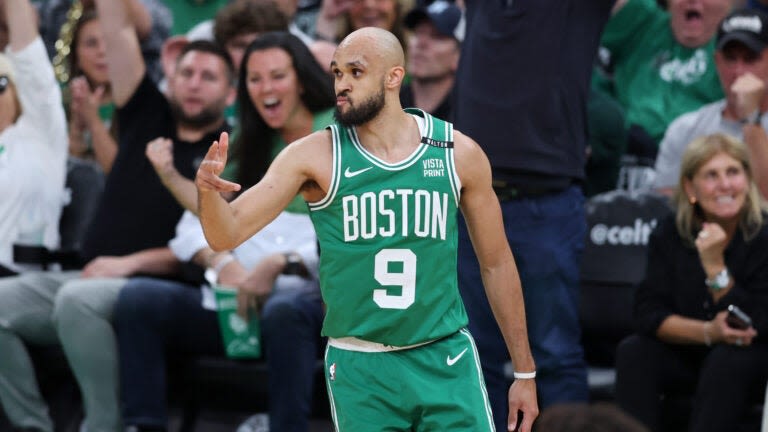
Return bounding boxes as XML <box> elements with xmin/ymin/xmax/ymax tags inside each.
<box><xmin>453</xmin><ymin>131</ymin><xmax>538</xmax><ymax>432</ymax></box>
<box><xmin>196</xmin><ymin>130</ymin><xmax>330</xmax><ymax>252</ymax></box>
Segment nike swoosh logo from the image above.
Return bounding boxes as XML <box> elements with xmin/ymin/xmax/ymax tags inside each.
<box><xmin>446</xmin><ymin>347</ymin><xmax>468</xmax><ymax>366</ymax></box>
<box><xmin>344</xmin><ymin>166</ymin><xmax>373</xmax><ymax>178</ymax></box>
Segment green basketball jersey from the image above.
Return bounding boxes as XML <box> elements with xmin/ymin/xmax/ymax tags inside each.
<box><xmin>308</xmin><ymin>108</ymin><xmax>468</xmax><ymax>346</ymax></box>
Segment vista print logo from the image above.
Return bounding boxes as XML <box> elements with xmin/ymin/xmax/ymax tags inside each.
<box><xmin>590</xmin><ymin>218</ymin><xmax>658</xmax><ymax>246</ymax></box>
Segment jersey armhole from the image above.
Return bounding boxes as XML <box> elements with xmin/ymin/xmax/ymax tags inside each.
<box><xmin>307</xmin><ymin>124</ymin><xmax>341</xmax><ymax>210</ymax></box>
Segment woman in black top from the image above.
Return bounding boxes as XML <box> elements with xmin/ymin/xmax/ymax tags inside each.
<box><xmin>616</xmin><ymin>133</ymin><xmax>768</xmax><ymax>432</ymax></box>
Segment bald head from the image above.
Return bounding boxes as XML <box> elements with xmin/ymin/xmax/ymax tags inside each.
<box><xmin>337</xmin><ymin>27</ymin><xmax>405</xmax><ymax>71</ymax></box>
<box><xmin>331</xmin><ymin>27</ymin><xmax>408</xmax><ymax>126</ymax></box>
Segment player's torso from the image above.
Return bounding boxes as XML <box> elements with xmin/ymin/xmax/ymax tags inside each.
<box><xmin>308</xmin><ymin>109</ymin><xmax>468</xmax><ymax>346</ymax></box>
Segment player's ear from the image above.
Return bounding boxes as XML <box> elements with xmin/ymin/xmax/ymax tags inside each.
<box><xmin>385</xmin><ymin>66</ymin><xmax>405</xmax><ymax>89</ymax></box>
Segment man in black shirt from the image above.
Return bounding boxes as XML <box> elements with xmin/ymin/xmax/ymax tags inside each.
<box><xmin>454</xmin><ymin>1</ymin><xmax>616</xmax><ymax>430</ymax></box>
<box><xmin>400</xmin><ymin>0</ymin><xmax>461</xmax><ymax>122</ymax></box>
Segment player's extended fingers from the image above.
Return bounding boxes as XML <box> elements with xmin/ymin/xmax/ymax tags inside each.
<box><xmin>201</xmin><ymin>140</ymin><xmax>222</xmax><ymax>167</ymax></box>
<box><xmin>204</xmin><ymin>131</ymin><xmax>230</xmax><ymax>167</ymax></box>
<box><xmin>214</xmin><ymin>177</ymin><xmax>242</xmax><ymax>192</ymax></box>
<box><xmin>198</xmin><ymin>158</ymin><xmax>225</xmax><ymax>178</ymax></box>
<box><xmin>197</xmin><ymin>169</ymin><xmax>242</xmax><ymax>193</ymax></box>
<box><xmin>217</xmin><ymin>131</ymin><xmax>229</xmax><ymax>162</ymax></box>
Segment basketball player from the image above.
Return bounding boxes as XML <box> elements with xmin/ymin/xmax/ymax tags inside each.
<box><xmin>196</xmin><ymin>27</ymin><xmax>539</xmax><ymax>432</ymax></box>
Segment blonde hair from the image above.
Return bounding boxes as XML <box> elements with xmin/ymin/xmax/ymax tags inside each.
<box><xmin>673</xmin><ymin>133</ymin><xmax>766</xmax><ymax>244</ymax></box>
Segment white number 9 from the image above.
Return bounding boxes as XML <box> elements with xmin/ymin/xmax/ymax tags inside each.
<box><xmin>373</xmin><ymin>248</ymin><xmax>417</xmax><ymax>309</ymax></box>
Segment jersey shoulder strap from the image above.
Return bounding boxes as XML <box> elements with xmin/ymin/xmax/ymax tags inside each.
<box><xmin>404</xmin><ymin>107</ymin><xmax>454</xmax><ymax>149</ymax></box>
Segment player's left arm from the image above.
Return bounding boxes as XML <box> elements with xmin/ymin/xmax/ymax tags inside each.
<box><xmin>454</xmin><ymin>131</ymin><xmax>539</xmax><ymax>432</ymax></box>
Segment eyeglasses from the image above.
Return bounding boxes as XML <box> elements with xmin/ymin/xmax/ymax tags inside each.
<box><xmin>0</xmin><ymin>76</ymin><xmax>8</xmax><ymax>94</ymax></box>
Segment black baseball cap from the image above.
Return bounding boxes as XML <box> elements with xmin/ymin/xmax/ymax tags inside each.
<box><xmin>717</xmin><ymin>9</ymin><xmax>768</xmax><ymax>53</ymax></box>
<box><xmin>404</xmin><ymin>1</ymin><xmax>464</xmax><ymax>43</ymax></box>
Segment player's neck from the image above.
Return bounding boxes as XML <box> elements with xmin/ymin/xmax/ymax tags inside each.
<box><xmin>355</xmin><ymin>105</ymin><xmax>419</xmax><ymax>162</ymax></box>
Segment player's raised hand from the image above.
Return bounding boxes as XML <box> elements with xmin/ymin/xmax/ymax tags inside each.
<box><xmin>196</xmin><ymin>131</ymin><xmax>242</xmax><ymax>193</ymax></box>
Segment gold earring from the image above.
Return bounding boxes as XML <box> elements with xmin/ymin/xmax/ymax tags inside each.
<box><xmin>689</xmin><ymin>196</ymin><xmax>697</xmax><ymax>205</ymax></box>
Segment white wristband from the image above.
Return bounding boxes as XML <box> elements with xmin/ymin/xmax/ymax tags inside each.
<box><xmin>204</xmin><ymin>253</ymin><xmax>235</xmax><ymax>285</ymax></box>
<box><xmin>513</xmin><ymin>371</ymin><xmax>537</xmax><ymax>380</ymax></box>
<box><xmin>212</xmin><ymin>253</ymin><xmax>235</xmax><ymax>274</ymax></box>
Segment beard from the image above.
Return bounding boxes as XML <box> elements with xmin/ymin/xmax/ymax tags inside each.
<box><xmin>169</xmin><ymin>98</ymin><xmax>223</xmax><ymax>130</ymax></box>
<box><xmin>334</xmin><ymin>86</ymin><xmax>386</xmax><ymax>127</ymax></box>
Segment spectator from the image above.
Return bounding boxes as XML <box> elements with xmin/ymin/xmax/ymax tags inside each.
<box><xmin>161</xmin><ymin>0</ymin><xmax>336</xmax><ymax>82</ymax></box>
<box><xmin>211</xmin><ymin>0</ymin><xmax>291</xmax><ymax>131</ymax></box>
<box><xmin>149</xmin><ymin>3</ymin><xmax>320</xmax><ymax>210</ymax></box>
<box><xmin>41</xmin><ymin>0</ymin><xmax>171</xmax><ymax>84</ymax></box>
<box><xmin>116</xmin><ymin>209</ymin><xmax>320</xmax><ymax>432</ymax></box>
<box><xmin>400</xmin><ymin>0</ymin><xmax>462</xmax><ymax>121</ymax></box>
<box><xmin>0</xmin><ymin>0</ymin><xmax>67</xmax><ymax>276</ymax></box>
<box><xmin>117</xmin><ymin>31</ymin><xmax>334</xmax><ymax>432</ymax></box>
<box><xmin>452</xmin><ymin>1</ymin><xmax>614</xmax><ymax>429</ymax></box>
<box><xmin>314</xmin><ymin>0</ymin><xmax>407</xmax><ymax>46</ymax></box>
<box><xmin>272</xmin><ymin>0</ymin><xmax>338</xmax><ymax>68</ymax></box>
<box><xmin>597</xmin><ymin>0</ymin><xmax>731</xmax><ymax>156</ymax></box>
<box><xmin>212</xmin><ymin>0</ymin><xmax>290</xmax><ymax>74</ymax></box>
<box><xmin>159</xmin><ymin>0</ymin><xmax>290</xmax><ymax>137</ymax></box>
<box><xmin>272</xmin><ymin>0</ymin><xmax>330</xmax><ymax>45</ymax></box>
<box><xmin>64</xmin><ymin>10</ymin><xmax>119</xmax><ymax>173</ymax></box>
<box><xmin>0</xmin><ymin>0</ymin><xmax>234</xmax><ymax>429</ymax></box>
<box><xmin>655</xmin><ymin>8</ymin><xmax>768</xmax><ymax>199</ymax></box>
<box><xmin>616</xmin><ymin>133</ymin><xmax>768</xmax><ymax>431</ymax></box>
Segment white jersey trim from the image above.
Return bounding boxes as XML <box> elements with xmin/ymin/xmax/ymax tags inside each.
<box><xmin>307</xmin><ymin>125</ymin><xmax>342</xmax><ymax>211</ymax></box>
<box><xmin>328</xmin><ymin>336</ymin><xmax>437</xmax><ymax>352</ymax></box>
<box><xmin>349</xmin><ymin>114</ymin><xmax>430</xmax><ymax>171</ymax></box>
<box><xmin>444</xmin><ymin>120</ymin><xmax>461</xmax><ymax>206</ymax></box>
<box><xmin>460</xmin><ymin>328</ymin><xmax>495</xmax><ymax>430</ymax></box>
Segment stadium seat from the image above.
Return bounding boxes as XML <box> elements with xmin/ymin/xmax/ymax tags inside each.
<box><xmin>13</xmin><ymin>157</ymin><xmax>104</xmax><ymax>270</ymax></box>
<box><xmin>579</xmin><ymin>189</ymin><xmax>672</xmax><ymax>400</ymax></box>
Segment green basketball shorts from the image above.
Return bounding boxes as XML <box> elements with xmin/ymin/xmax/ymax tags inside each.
<box><xmin>324</xmin><ymin>328</ymin><xmax>495</xmax><ymax>431</ymax></box>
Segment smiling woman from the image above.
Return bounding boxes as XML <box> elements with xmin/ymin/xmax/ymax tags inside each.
<box><xmin>675</xmin><ymin>133</ymin><xmax>764</xmax><ymax>246</ymax></box>
<box><xmin>234</xmin><ymin>31</ymin><xmax>336</xmax><ymax>204</ymax></box>
<box><xmin>615</xmin><ymin>133</ymin><xmax>768</xmax><ymax>431</ymax></box>
<box><xmin>63</xmin><ymin>9</ymin><xmax>120</xmax><ymax>173</ymax></box>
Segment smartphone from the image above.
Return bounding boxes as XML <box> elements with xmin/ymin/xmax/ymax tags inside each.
<box><xmin>726</xmin><ymin>305</ymin><xmax>753</xmax><ymax>330</ymax></box>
